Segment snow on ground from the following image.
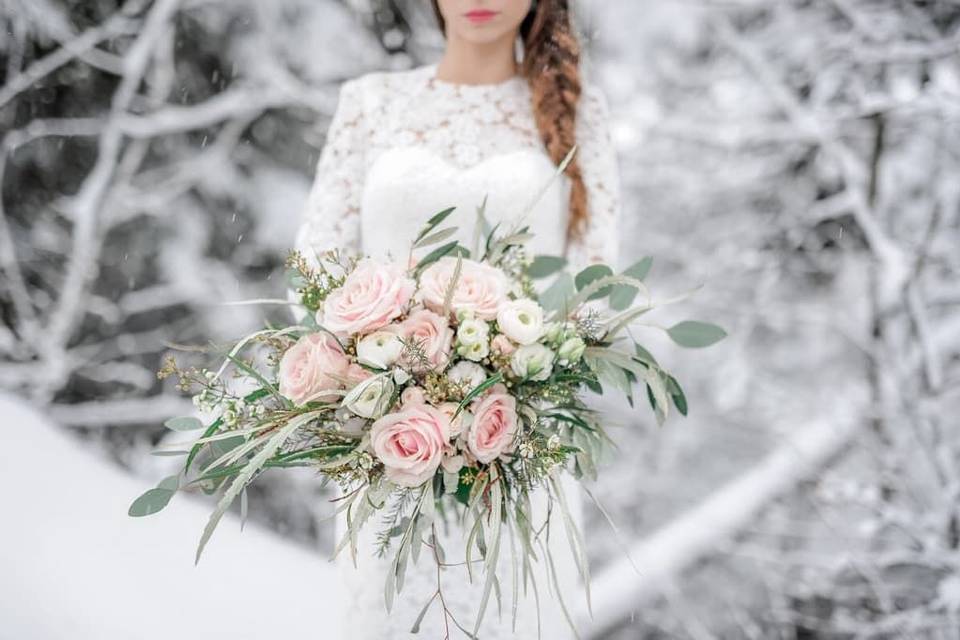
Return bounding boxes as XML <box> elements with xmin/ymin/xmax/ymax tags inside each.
<box><xmin>0</xmin><ymin>393</ymin><xmax>341</xmax><ymax>640</ymax></box>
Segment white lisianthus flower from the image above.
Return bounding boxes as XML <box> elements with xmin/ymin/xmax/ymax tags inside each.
<box><xmin>356</xmin><ymin>330</ymin><xmax>404</xmax><ymax>370</ymax></box>
<box><xmin>557</xmin><ymin>337</ymin><xmax>586</xmax><ymax>364</ymax></box>
<box><xmin>510</xmin><ymin>344</ymin><xmax>554</xmax><ymax>381</ymax></box>
<box><xmin>343</xmin><ymin>373</ymin><xmax>395</xmax><ymax>419</ymax></box>
<box><xmin>456</xmin><ymin>318</ymin><xmax>489</xmax><ymax>347</ymax></box>
<box><xmin>447</xmin><ymin>361</ymin><xmax>487</xmax><ymax>390</ymax></box>
<box><xmin>496</xmin><ymin>299</ymin><xmax>545</xmax><ymax>346</ymax></box>
<box><xmin>458</xmin><ymin>339</ymin><xmax>490</xmax><ymax>362</ymax></box>
<box><xmin>542</xmin><ymin>321</ymin><xmax>564</xmax><ymax>344</ymax></box>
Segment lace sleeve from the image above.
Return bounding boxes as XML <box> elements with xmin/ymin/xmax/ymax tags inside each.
<box><xmin>294</xmin><ymin>77</ymin><xmax>368</xmax><ymax>263</ymax></box>
<box><xmin>566</xmin><ymin>82</ymin><xmax>623</xmax><ymax>273</ymax></box>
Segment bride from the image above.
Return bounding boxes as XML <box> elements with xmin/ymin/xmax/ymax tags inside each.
<box><xmin>294</xmin><ymin>1</ymin><xmax>622</xmax><ymax>637</ymax></box>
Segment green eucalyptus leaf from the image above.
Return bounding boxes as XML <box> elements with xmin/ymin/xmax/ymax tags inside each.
<box><xmin>527</xmin><ymin>255</ymin><xmax>567</xmax><ymax>279</ymax></box>
<box><xmin>128</xmin><ymin>474</ymin><xmax>179</xmax><ymax>517</ymax></box>
<box><xmin>575</xmin><ymin>264</ymin><xmax>614</xmax><ymax>300</ymax></box>
<box><xmin>666</xmin><ymin>320</ymin><xmax>727</xmax><ymax>348</ymax></box>
<box><xmin>128</xmin><ymin>488</ymin><xmax>175</xmax><ymax>517</ymax></box>
<box><xmin>609</xmin><ymin>257</ymin><xmax>653</xmax><ymax>311</ymax></box>
<box><xmin>539</xmin><ymin>272</ymin><xmax>576</xmax><ymax>316</ymax></box>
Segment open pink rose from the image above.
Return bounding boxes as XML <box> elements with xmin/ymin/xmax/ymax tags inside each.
<box><xmin>399</xmin><ymin>307</ymin><xmax>454</xmax><ymax>371</ymax></box>
<box><xmin>278</xmin><ymin>333</ymin><xmax>351</xmax><ymax>405</ymax></box>
<box><xmin>321</xmin><ymin>258</ymin><xmax>415</xmax><ymax>336</ymax></box>
<box><xmin>467</xmin><ymin>389</ymin><xmax>519</xmax><ymax>464</ymax></box>
<box><xmin>370</xmin><ymin>403</ymin><xmax>451</xmax><ymax>487</ymax></box>
<box><xmin>417</xmin><ymin>256</ymin><xmax>507</xmax><ymax>321</ymax></box>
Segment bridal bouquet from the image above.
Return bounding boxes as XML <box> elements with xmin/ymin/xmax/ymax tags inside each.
<box><xmin>131</xmin><ymin>202</ymin><xmax>725</xmax><ymax>636</ymax></box>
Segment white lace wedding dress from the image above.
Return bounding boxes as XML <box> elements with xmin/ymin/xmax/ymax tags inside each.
<box><xmin>295</xmin><ymin>61</ymin><xmax>621</xmax><ymax>640</ymax></box>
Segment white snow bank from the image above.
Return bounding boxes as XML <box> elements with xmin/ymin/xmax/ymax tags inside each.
<box><xmin>0</xmin><ymin>393</ymin><xmax>341</xmax><ymax>640</ymax></box>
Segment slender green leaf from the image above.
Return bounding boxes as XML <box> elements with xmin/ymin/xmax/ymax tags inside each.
<box><xmin>454</xmin><ymin>372</ymin><xmax>504</xmax><ymax>419</ymax></box>
<box><xmin>410</xmin><ymin>592</ymin><xmax>438</xmax><ymax>633</ymax></box>
<box><xmin>164</xmin><ymin>416</ymin><xmax>204</xmax><ymax>432</ymax></box>
<box><xmin>414</xmin><ymin>226</ymin><xmax>458</xmax><ymax>249</ymax></box>
<box><xmin>666</xmin><ymin>373</ymin><xmax>688</xmax><ymax>416</ymax></box>
<box><xmin>415</xmin><ymin>206</ymin><xmax>456</xmax><ymax>243</ymax></box>
<box><xmin>195</xmin><ymin>414</ymin><xmax>315</xmax><ymax>564</ymax></box>
<box><xmin>185</xmin><ymin>418</ymin><xmax>223</xmax><ymax>472</ymax></box>
<box><xmin>414</xmin><ymin>241</ymin><xmax>459</xmax><ymax>275</ymax></box>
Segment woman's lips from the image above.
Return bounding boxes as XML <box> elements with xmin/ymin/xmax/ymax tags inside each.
<box><xmin>465</xmin><ymin>9</ymin><xmax>498</xmax><ymax>23</ymax></box>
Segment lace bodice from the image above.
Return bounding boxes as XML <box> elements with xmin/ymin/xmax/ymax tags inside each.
<box><xmin>294</xmin><ymin>61</ymin><xmax>621</xmax><ymax>639</ymax></box>
<box><xmin>295</xmin><ymin>62</ymin><xmax>622</xmax><ymax>271</ymax></box>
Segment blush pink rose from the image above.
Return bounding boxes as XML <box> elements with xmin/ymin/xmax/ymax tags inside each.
<box><xmin>278</xmin><ymin>333</ymin><xmax>351</xmax><ymax>405</ymax></box>
<box><xmin>490</xmin><ymin>334</ymin><xmax>516</xmax><ymax>356</ymax></box>
<box><xmin>370</xmin><ymin>403</ymin><xmax>452</xmax><ymax>487</ymax></box>
<box><xmin>401</xmin><ymin>386</ymin><xmax>426</xmax><ymax>405</ymax></box>
<box><xmin>322</xmin><ymin>258</ymin><xmax>415</xmax><ymax>336</ymax></box>
<box><xmin>399</xmin><ymin>307</ymin><xmax>454</xmax><ymax>371</ymax></box>
<box><xmin>467</xmin><ymin>390</ymin><xmax>519</xmax><ymax>464</ymax></box>
<box><xmin>345</xmin><ymin>363</ymin><xmax>373</xmax><ymax>387</ymax></box>
<box><xmin>417</xmin><ymin>256</ymin><xmax>507</xmax><ymax>321</ymax></box>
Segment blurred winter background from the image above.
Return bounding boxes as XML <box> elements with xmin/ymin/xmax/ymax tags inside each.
<box><xmin>1</xmin><ymin>0</ymin><xmax>959</xmax><ymax>638</ymax></box>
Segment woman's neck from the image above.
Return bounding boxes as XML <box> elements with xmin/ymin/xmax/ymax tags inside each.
<box><xmin>434</xmin><ymin>36</ymin><xmax>520</xmax><ymax>85</ymax></box>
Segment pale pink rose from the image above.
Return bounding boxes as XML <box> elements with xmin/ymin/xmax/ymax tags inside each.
<box><xmin>467</xmin><ymin>390</ymin><xmax>519</xmax><ymax>464</ymax></box>
<box><xmin>417</xmin><ymin>257</ymin><xmax>507</xmax><ymax>321</ymax></box>
<box><xmin>370</xmin><ymin>403</ymin><xmax>451</xmax><ymax>487</ymax></box>
<box><xmin>345</xmin><ymin>363</ymin><xmax>373</xmax><ymax>387</ymax></box>
<box><xmin>401</xmin><ymin>386</ymin><xmax>426</xmax><ymax>405</ymax></box>
<box><xmin>278</xmin><ymin>333</ymin><xmax>351</xmax><ymax>405</ymax></box>
<box><xmin>321</xmin><ymin>258</ymin><xmax>415</xmax><ymax>336</ymax></box>
<box><xmin>490</xmin><ymin>334</ymin><xmax>516</xmax><ymax>356</ymax></box>
<box><xmin>437</xmin><ymin>401</ymin><xmax>467</xmax><ymax>437</ymax></box>
<box><xmin>399</xmin><ymin>307</ymin><xmax>454</xmax><ymax>371</ymax></box>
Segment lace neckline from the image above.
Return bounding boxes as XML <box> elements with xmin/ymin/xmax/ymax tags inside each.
<box><xmin>421</xmin><ymin>63</ymin><xmax>526</xmax><ymax>95</ymax></box>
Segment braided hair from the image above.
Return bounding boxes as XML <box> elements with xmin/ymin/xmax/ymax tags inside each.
<box><xmin>429</xmin><ymin>0</ymin><xmax>589</xmax><ymax>241</ymax></box>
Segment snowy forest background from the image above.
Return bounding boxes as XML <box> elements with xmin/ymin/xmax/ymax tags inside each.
<box><xmin>1</xmin><ymin>0</ymin><xmax>959</xmax><ymax>638</ymax></box>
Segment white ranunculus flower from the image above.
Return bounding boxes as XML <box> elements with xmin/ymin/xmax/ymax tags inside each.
<box><xmin>456</xmin><ymin>318</ymin><xmax>489</xmax><ymax>347</ymax></box>
<box><xmin>496</xmin><ymin>299</ymin><xmax>545</xmax><ymax>346</ymax></box>
<box><xmin>447</xmin><ymin>360</ymin><xmax>487</xmax><ymax>390</ymax></box>
<box><xmin>510</xmin><ymin>343</ymin><xmax>555</xmax><ymax>381</ymax></box>
<box><xmin>356</xmin><ymin>330</ymin><xmax>404</xmax><ymax>369</ymax></box>
<box><xmin>343</xmin><ymin>373</ymin><xmax>395</xmax><ymax>419</ymax></box>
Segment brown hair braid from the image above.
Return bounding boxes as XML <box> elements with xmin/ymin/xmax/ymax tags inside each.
<box><xmin>429</xmin><ymin>0</ymin><xmax>589</xmax><ymax>241</ymax></box>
